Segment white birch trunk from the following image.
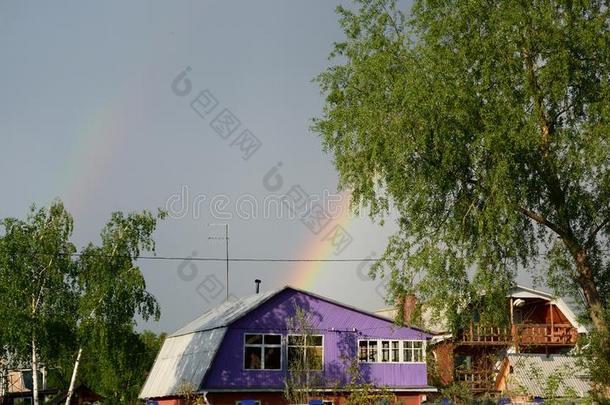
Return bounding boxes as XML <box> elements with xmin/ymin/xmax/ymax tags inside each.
<box><xmin>31</xmin><ymin>337</ymin><xmax>39</xmax><ymax>405</ymax></box>
<box><xmin>65</xmin><ymin>347</ymin><xmax>83</xmax><ymax>405</ymax></box>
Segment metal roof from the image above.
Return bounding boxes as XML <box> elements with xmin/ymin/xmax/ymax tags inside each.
<box><xmin>170</xmin><ymin>290</ymin><xmax>279</xmax><ymax>337</ymax></box>
<box><xmin>505</xmin><ymin>353</ymin><xmax>591</xmax><ymax>398</ymax></box>
<box><xmin>139</xmin><ymin>327</ymin><xmax>226</xmax><ymax>399</ymax></box>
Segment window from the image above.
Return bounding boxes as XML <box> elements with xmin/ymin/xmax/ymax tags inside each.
<box><xmin>379</xmin><ymin>340</ymin><xmax>401</xmax><ymax>363</ymax></box>
<box><xmin>287</xmin><ymin>334</ymin><xmax>324</xmax><ymax>370</ymax></box>
<box><xmin>455</xmin><ymin>354</ymin><xmax>472</xmax><ymax>370</ymax></box>
<box><xmin>403</xmin><ymin>340</ymin><xmax>424</xmax><ymax>362</ymax></box>
<box><xmin>359</xmin><ymin>339</ymin><xmax>425</xmax><ymax>363</ymax></box>
<box><xmin>391</xmin><ymin>340</ymin><xmax>400</xmax><ymax>362</ymax></box>
<box><xmin>359</xmin><ymin>340</ymin><xmax>379</xmax><ymax>362</ymax></box>
<box><xmin>243</xmin><ymin>334</ymin><xmax>282</xmax><ymax>370</ymax></box>
<box><xmin>381</xmin><ymin>340</ymin><xmax>390</xmax><ymax>362</ymax></box>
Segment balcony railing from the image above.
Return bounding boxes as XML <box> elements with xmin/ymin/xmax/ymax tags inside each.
<box><xmin>455</xmin><ymin>369</ymin><xmax>497</xmax><ymax>393</ymax></box>
<box><xmin>458</xmin><ymin>323</ymin><xmax>578</xmax><ymax>346</ymax></box>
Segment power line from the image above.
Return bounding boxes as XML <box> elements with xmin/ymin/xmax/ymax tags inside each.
<box><xmin>66</xmin><ymin>253</ymin><xmax>380</xmax><ymax>263</ymax></box>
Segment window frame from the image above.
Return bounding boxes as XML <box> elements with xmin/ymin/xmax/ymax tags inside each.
<box><xmin>357</xmin><ymin>339</ymin><xmax>426</xmax><ymax>364</ymax></box>
<box><xmin>242</xmin><ymin>333</ymin><xmax>283</xmax><ymax>371</ymax></box>
<box><xmin>287</xmin><ymin>333</ymin><xmax>325</xmax><ymax>371</ymax></box>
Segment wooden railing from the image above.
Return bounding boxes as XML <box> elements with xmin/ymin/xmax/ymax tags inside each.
<box><xmin>455</xmin><ymin>369</ymin><xmax>497</xmax><ymax>393</ymax></box>
<box><xmin>458</xmin><ymin>325</ymin><xmax>512</xmax><ymax>345</ymax></box>
<box><xmin>514</xmin><ymin>323</ymin><xmax>578</xmax><ymax>345</ymax></box>
<box><xmin>458</xmin><ymin>323</ymin><xmax>578</xmax><ymax>346</ymax></box>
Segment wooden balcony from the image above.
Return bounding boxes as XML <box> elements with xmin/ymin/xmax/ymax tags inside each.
<box><xmin>515</xmin><ymin>323</ymin><xmax>578</xmax><ymax>345</ymax></box>
<box><xmin>455</xmin><ymin>369</ymin><xmax>497</xmax><ymax>393</ymax></box>
<box><xmin>458</xmin><ymin>323</ymin><xmax>578</xmax><ymax>346</ymax></box>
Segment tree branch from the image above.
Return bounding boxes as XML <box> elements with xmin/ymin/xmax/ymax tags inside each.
<box><xmin>585</xmin><ymin>218</ymin><xmax>609</xmax><ymax>249</ymax></box>
<box><xmin>518</xmin><ymin>206</ymin><xmax>565</xmax><ymax>237</ymax></box>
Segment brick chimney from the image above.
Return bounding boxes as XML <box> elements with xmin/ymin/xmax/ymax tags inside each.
<box><xmin>400</xmin><ymin>293</ymin><xmax>418</xmax><ymax>325</ymax></box>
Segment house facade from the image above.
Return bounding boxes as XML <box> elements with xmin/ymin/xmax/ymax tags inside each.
<box><xmin>140</xmin><ymin>287</ymin><xmax>436</xmax><ymax>405</ymax></box>
<box><xmin>0</xmin><ymin>367</ymin><xmax>58</xmax><ymax>404</ymax></box>
<box><xmin>376</xmin><ymin>285</ymin><xmax>589</xmax><ymax>398</ymax></box>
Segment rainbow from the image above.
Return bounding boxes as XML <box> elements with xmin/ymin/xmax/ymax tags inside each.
<box><xmin>52</xmin><ymin>84</ymin><xmax>356</xmax><ymax>293</ymax></box>
<box><xmin>55</xmin><ymin>106</ymin><xmax>125</xmax><ymax>221</ymax></box>
<box><xmin>55</xmin><ymin>79</ymin><xmax>155</xmax><ymax>222</ymax></box>
<box><xmin>288</xmin><ymin>190</ymin><xmax>354</xmax><ymax>289</ymax></box>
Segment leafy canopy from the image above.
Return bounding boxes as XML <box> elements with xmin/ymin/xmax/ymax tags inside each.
<box><xmin>314</xmin><ymin>0</ymin><xmax>610</xmax><ymax>330</ymax></box>
<box><xmin>0</xmin><ymin>201</ymin><xmax>166</xmax><ymax>403</ymax></box>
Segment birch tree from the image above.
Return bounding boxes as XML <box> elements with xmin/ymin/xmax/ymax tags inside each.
<box><xmin>0</xmin><ymin>202</ymin><xmax>77</xmax><ymax>405</ymax></box>
<box><xmin>0</xmin><ymin>202</ymin><xmax>164</xmax><ymax>404</ymax></box>
<box><xmin>65</xmin><ymin>210</ymin><xmax>163</xmax><ymax>404</ymax></box>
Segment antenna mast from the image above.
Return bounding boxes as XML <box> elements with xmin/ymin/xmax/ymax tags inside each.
<box><xmin>209</xmin><ymin>223</ymin><xmax>230</xmax><ymax>301</ymax></box>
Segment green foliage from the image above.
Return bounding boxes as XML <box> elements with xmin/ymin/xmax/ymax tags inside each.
<box><xmin>78</xmin><ymin>329</ymin><xmax>165</xmax><ymax>404</ymax></box>
<box><xmin>314</xmin><ymin>0</ymin><xmax>610</xmax><ymax>388</ymax></box>
<box><xmin>437</xmin><ymin>382</ymin><xmax>474</xmax><ymax>404</ymax></box>
<box><xmin>176</xmin><ymin>380</ymin><xmax>205</xmax><ymax>405</ymax></box>
<box><xmin>0</xmin><ymin>202</ymin><xmax>77</xmax><ymax>366</ymax></box>
<box><xmin>0</xmin><ymin>201</ymin><xmax>165</xmax><ymax>403</ymax></box>
<box><xmin>284</xmin><ymin>305</ymin><xmax>323</xmax><ymax>404</ymax></box>
<box><xmin>342</xmin><ymin>358</ymin><xmax>395</xmax><ymax>405</ymax></box>
<box><xmin>577</xmin><ymin>310</ymin><xmax>610</xmax><ymax>401</ymax></box>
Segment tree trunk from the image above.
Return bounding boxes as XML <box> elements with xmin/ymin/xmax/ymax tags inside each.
<box><xmin>577</xmin><ymin>266</ymin><xmax>607</xmax><ymax>333</ymax></box>
<box><xmin>31</xmin><ymin>336</ymin><xmax>39</xmax><ymax>405</ymax></box>
<box><xmin>570</xmin><ymin>246</ymin><xmax>608</xmax><ymax>334</ymax></box>
<box><xmin>65</xmin><ymin>347</ymin><xmax>83</xmax><ymax>405</ymax></box>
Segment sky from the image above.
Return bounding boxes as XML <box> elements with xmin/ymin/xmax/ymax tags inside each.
<box><xmin>0</xmin><ymin>1</ymin><xmax>414</xmax><ymax>334</ymax></box>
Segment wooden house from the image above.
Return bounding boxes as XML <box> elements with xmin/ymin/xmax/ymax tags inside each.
<box><xmin>376</xmin><ymin>285</ymin><xmax>587</xmax><ymax>395</ymax></box>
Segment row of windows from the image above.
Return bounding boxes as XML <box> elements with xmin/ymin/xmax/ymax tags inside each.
<box><xmin>358</xmin><ymin>339</ymin><xmax>425</xmax><ymax>363</ymax></box>
<box><xmin>243</xmin><ymin>333</ymin><xmax>324</xmax><ymax>371</ymax></box>
<box><xmin>243</xmin><ymin>334</ymin><xmax>426</xmax><ymax>370</ymax></box>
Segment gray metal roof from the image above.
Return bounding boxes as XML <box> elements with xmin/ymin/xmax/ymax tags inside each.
<box><xmin>171</xmin><ymin>290</ymin><xmax>279</xmax><ymax>337</ymax></box>
<box><xmin>139</xmin><ymin>328</ymin><xmax>226</xmax><ymax>399</ymax></box>
<box><xmin>139</xmin><ymin>291</ymin><xmax>280</xmax><ymax>399</ymax></box>
<box><xmin>505</xmin><ymin>353</ymin><xmax>591</xmax><ymax>398</ymax></box>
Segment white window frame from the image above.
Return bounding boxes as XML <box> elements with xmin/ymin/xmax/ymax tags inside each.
<box><xmin>357</xmin><ymin>339</ymin><xmax>426</xmax><ymax>364</ymax></box>
<box><xmin>243</xmin><ymin>333</ymin><xmax>283</xmax><ymax>371</ymax></box>
<box><xmin>287</xmin><ymin>333</ymin><xmax>325</xmax><ymax>371</ymax></box>
<box><xmin>402</xmin><ymin>340</ymin><xmax>425</xmax><ymax>363</ymax></box>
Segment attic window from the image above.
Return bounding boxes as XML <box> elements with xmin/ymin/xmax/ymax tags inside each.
<box><xmin>243</xmin><ymin>334</ymin><xmax>282</xmax><ymax>370</ymax></box>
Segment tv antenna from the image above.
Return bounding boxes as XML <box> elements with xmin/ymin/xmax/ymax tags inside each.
<box><xmin>208</xmin><ymin>223</ymin><xmax>229</xmax><ymax>301</ymax></box>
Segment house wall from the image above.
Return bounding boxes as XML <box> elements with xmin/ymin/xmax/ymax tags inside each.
<box><xmin>430</xmin><ymin>342</ymin><xmax>454</xmax><ymax>386</ymax></box>
<box><xmin>518</xmin><ymin>301</ymin><xmax>569</xmax><ymax>324</ymax></box>
<box><xmin>203</xmin><ymin>289</ymin><xmax>430</xmax><ymax>391</ymax></box>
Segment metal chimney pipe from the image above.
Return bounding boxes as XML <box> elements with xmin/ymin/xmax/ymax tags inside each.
<box><xmin>255</xmin><ymin>279</ymin><xmax>261</xmax><ymax>294</ymax></box>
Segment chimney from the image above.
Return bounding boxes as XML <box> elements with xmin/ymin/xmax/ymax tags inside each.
<box><xmin>400</xmin><ymin>293</ymin><xmax>418</xmax><ymax>325</ymax></box>
<box><xmin>255</xmin><ymin>279</ymin><xmax>261</xmax><ymax>294</ymax></box>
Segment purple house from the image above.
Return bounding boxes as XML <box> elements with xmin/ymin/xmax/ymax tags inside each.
<box><xmin>140</xmin><ymin>286</ymin><xmax>436</xmax><ymax>405</ymax></box>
